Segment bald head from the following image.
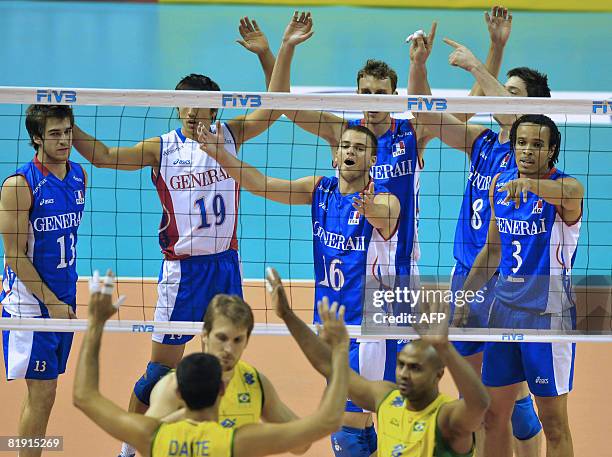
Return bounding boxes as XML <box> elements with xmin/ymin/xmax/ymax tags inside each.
<box><xmin>400</xmin><ymin>340</ymin><xmax>444</xmax><ymax>370</ymax></box>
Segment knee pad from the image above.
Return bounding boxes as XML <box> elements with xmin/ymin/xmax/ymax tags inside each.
<box><xmin>330</xmin><ymin>426</ymin><xmax>369</xmax><ymax>457</ymax></box>
<box><xmin>511</xmin><ymin>394</ymin><xmax>542</xmax><ymax>440</ymax></box>
<box><xmin>364</xmin><ymin>425</ymin><xmax>377</xmax><ymax>455</ymax></box>
<box><xmin>133</xmin><ymin>362</ymin><xmax>171</xmax><ymax>406</ymax></box>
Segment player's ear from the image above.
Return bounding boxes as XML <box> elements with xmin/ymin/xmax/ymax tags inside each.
<box><xmin>32</xmin><ymin>135</ymin><xmax>43</xmax><ymax>148</ymax></box>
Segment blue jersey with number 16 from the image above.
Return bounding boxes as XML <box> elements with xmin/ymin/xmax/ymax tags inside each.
<box><xmin>1</xmin><ymin>157</ymin><xmax>86</xmax><ymax>317</ymax></box>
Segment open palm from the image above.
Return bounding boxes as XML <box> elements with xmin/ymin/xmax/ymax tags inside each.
<box><xmin>282</xmin><ymin>11</ymin><xmax>314</xmax><ymax>47</ymax></box>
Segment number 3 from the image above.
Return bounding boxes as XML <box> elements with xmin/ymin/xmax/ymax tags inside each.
<box><xmin>511</xmin><ymin>240</ymin><xmax>523</xmax><ymax>274</ymax></box>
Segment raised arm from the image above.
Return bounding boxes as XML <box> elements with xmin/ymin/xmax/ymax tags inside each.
<box><xmin>498</xmin><ymin>176</ymin><xmax>583</xmax><ymax>224</ymax></box>
<box><xmin>232</xmin><ymin>293</ymin><xmax>349</xmax><ymax>457</ymax></box>
<box><xmin>462</xmin><ymin>174</ymin><xmax>502</xmax><ymax>295</ymax></box>
<box><xmin>236</xmin><ymin>17</ymin><xmax>275</xmax><ymax>89</ymax></box>
<box><xmin>411</xmin><ymin>300</ymin><xmax>489</xmax><ymax>454</ymax></box>
<box><xmin>227</xmin><ymin>11</ymin><xmax>318</xmax><ymax>150</ymax></box>
<box><xmin>407</xmin><ymin>25</ymin><xmax>487</xmax><ymax>155</ymax></box>
<box><xmin>352</xmin><ymin>183</ymin><xmax>400</xmax><ymax>239</ymax></box>
<box><xmin>0</xmin><ymin>176</ymin><xmax>75</xmax><ymax>319</ymax></box>
<box><xmin>453</xmin><ymin>6</ymin><xmax>512</xmax><ymax>122</ymax></box>
<box><xmin>444</xmin><ymin>37</ymin><xmax>518</xmax><ymax>132</ymax></box>
<box><xmin>267</xmin><ymin>268</ymin><xmax>394</xmax><ymax>413</ymax></box>
<box><xmin>73</xmin><ymin>272</ymin><xmax>159</xmax><ymax>457</ymax></box>
<box><xmin>264</xmin><ymin>11</ymin><xmax>345</xmax><ymax>148</ymax></box>
<box><xmin>199</xmin><ymin>121</ymin><xmax>318</xmax><ymax>205</ymax></box>
<box><xmin>72</xmin><ymin>125</ymin><xmax>160</xmax><ymax>170</ymax></box>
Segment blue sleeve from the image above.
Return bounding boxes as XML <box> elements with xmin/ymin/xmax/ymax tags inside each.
<box><xmin>471</xmin><ymin>128</ymin><xmax>497</xmax><ymax>169</ymax></box>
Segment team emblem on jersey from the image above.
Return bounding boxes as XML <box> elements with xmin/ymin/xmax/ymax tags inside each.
<box><xmin>244</xmin><ymin>372</ymin><xmax>255</xmax><ymax>385</ymax></box>
<box><xmin>238</xmin><ymin>392</ymin><xmax>251</xmax><ymax>404</ymax></box>
<box><xmin>391</xmin><ymin>444</ymin><xmax>406</xmax><ymax>457</ymax></box>
<box><xmin>220</xmin><ymin>418</ymin><xmax>237</xmax><ymax>428</ymax></box>
<box><xmin>348</xmin><ymin>210</ymin><xmax>361</xmax><ymax>225</ymax></box>
<box><xmin>74</xmin><ymin>190</ymin><xmax>85</xmax><ymax>205</ymax></box>
<box><xmin>413</xmin><ymin>421</ymin><xmax>426</xmax><ymax>432</ymax></box>
<box><xmin>391</xmin><ymin>396</ymin><xmax>404</xmax><ymax>407</ymax></box>
<box><xmin>500</xmin><ymin>153</ymin><xmax>511</xmax><ymax>168</ymax></box>
<box><xmin>392</xmin><ymin>140</ymin><xmax>406</xmax><ymax>157</ymax></box>
<box><xmin>532</xmin><ymin>199</ymin><xmax>544</xmax><ymax>214</ymax></box>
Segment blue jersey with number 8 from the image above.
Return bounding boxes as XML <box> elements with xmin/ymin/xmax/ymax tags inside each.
<box><xmin>1</xmin><ymin>157</ymin><xmax>85</xmax><ymax>317</ymax></box>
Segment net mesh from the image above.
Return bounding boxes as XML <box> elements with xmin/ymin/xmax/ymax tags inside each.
<box><xmin>0</xmin><ymin>88</ymin><xmax>610</xmax><ymax>341</ymax></box>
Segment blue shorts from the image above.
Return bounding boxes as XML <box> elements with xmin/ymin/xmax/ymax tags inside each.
<box><xmin>482</xmin><ymin>301</ymin><xmax>576</xmax><ymax>396</ymax></box>
<box><xmin>2</xmin><ymin>309</ymin><xmax>73</xmax><ymax>380</ymax></box>
<box><xmin>346</xmin><ymin>338</ymin><xmax>396</xmax><ymax>412</ymax></box>
<box><xmin>153</xmin><ymin>250</ymin><xmax>243</xmax><ymax>345</ymax></box>
<box><xmin>450</xmin><ymin>264</ymin><xmax>497</xmax><ymax>357</ymax></box>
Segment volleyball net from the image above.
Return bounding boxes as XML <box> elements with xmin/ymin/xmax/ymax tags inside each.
<box><xmin>0</xmin><ymin>87</ymin><xmax>610</xmax><ymax>341</ymax></box>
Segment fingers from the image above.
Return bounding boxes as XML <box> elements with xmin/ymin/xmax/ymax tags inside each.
<box><xmin>485</xmin><ymin>10</ymin><xmax>491</xmax><ymax>24</ymax></box>
<box><xmin>428</xmin><ymin>21</ymin><xmax>437</xmax><ymax>47</ymax></box>
<box><xmin>251</xmin><ymin>19</ymin><xmax>260</xmax><ymax>31</ymax></box>
<box><xmin>265</xmin><ymin>266</ymin><xmax>282</xmax><ymax>292</ymax></box>
<box><xmin>337</xmin><ymin>305</ymin><xmax>346</xmax><ymax>324</ymax></box>
<box><xmin>443</xmin><ymin>37</ymin><xmax>461</xmax><ymax>48</ymax></box>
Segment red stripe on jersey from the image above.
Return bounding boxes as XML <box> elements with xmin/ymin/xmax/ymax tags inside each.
<box><xmin>154</xmin><ymin>174</ymin><xmax>185</xmax><ymax>260</ymax></box>
<box><xmin>229</xmin><ymin>181</ymin><xmax>240</xmax><ymax>251</ymax></box>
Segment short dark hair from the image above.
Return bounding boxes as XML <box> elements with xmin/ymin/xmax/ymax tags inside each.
<box><xmin>25</xmin><ymin>105</ymin><xmax>74</xmax><ymax>151</ymax></box>
<box><xmin>357</xmin><ymin>60</ymin><xmax>398</xmax><ymax>92</ymax></box>
<box><xmin>203</xmin><ymin>294</ymin><xmax>255</xmax><ymax>338</ymax></box>
<box><xmin>510</xmin><ymin>114</ymin><xmax>561</xmax><ymax>168</ymax></box>
<box><xmin>342</xmin><ymin>125</ymin><xmax>378</xmax><ymax>156</ymax></box>
<box><xmin>176</xmin><ymin>353</ymin><xmax>222</xmax><ymax>410</ymax></box>
<box><xmin>506</xmin><ymin>67</ymin><xmax>551</xmax><ymax>98</ymax></box>
<box><xmin>175</xmin><ymin>74</ymin><xmax>220</xmax><ymax>92</ymax></box>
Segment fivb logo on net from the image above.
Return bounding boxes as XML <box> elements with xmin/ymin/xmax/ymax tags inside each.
<box><xmin>407</xmin><ymin>96</ymin><xmax>447</xmax><ymax>112</ymax></box>
<box><xmin>592</xmin><ymin>100</ymin><xmax>611</xmax><ymax>114</ymax></box>
<box><xmin>35</xmin><ymin>89</ymin><xmax>77</xmax><ymax>104</ymax></box>
<box><xmin>221</xmin><ymin>93</ymin><xmax>262</xmax><ymax>108</ymax></box>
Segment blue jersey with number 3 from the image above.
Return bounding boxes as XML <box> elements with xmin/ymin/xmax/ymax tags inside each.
<box><xmin>1</xmin><ymin>157</ymin><xmax>86</xmax><ymax>317</ymax></box>
<box><xmin>454</xmin><ymin>129</ymin><xmax>515</xmax><ymax>269</ymax></box>
<box><xmin>493</xmin><ymin>168</ymin><xmax>581</xmax><ymax>313</ymax></box>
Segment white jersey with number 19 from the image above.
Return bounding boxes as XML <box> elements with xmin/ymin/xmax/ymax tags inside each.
<box><xmin>153</xmin><ymin>123</ymin><xmax>239</xmax><ymax>260</ymax></box>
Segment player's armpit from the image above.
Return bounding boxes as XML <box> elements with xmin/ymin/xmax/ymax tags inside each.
<box><xmin>435</xmin><ymin>401</ymin><xmax>478</xmax><ymax>456</ymax></box>
<box><xmin>350</xmin><ymin>376</ymin><xmax>395</xmax><ymax>414</ymax></box>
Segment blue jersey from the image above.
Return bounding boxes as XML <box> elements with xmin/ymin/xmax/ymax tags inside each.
<box><xmin>311</xmin><ymin>177</ymin><xmax>397</xmax><ymax>325</ymax></box>
<box><xmin>1</xmin><ymin>157</ymin><xmax>86</xmax><ymax>317</ymax></box>
<box><xmin>454</xmin><ymin>129</ymin><xmax>515</xmax><ymax>269</ymax></box>
<box><xmin>493</xmin><ymin>168</ymin><xmax>581</xmax><ymax>313</ymax></box>
<box><xmin>348</xmin><ymin>118</ymin><xmax>420</xmax><ymax>267</ymax></box>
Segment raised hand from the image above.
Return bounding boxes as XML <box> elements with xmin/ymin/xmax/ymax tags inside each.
<box><xmin>409</xmin><ymin>21</ymin><xmax>437</xmax><ymax>65</ymax></box>
<box><xmin>265</xmin><ymin>267</ymin><xmax>291</xmax><ymax>320</ymax></box>
<box><xmin>412</xmin><ymin>296</ymin><xmax>450</xmax><ymax>347</ymax></box>
<box><xmin>197</xmin><ymin>121</ymin><xmax>227</xmax><ymax>160</ymax></box>
<box><xmin>499</xmin><ymin>177</ymin><xmax>536</xmax><ymax>209</ymax></box>
<box><xmin>316</xmin><ymin>297</ymin><xmax>349</xmax><ymax>349</ymax></box>
<box><xmin>485</xmin><ymin>5</ymin><xmax>512</xmax><ymax>47</ymax></box>
<box><xmin>351</xmin><ymin>182</ymin><xmax>376</xmax><ymax>218</ymax></box>
<box><xmin>281</xmin><ymin>11</ymin><xmax>314</xmax><ymax>47</ymax></box>
<box><xmin>237</xmin><ymin>17</ymin><xmax>270</xmax><ymax>56</ymax></box>
<box><xmin>87</xmin><ymin>270</ymin><xmax>125</xmax><ymax>325</ymax></box>
<box><xmin>444</xmin><ymin>38</ymin><xmax>481</xmax><ymax>72</ymax></box>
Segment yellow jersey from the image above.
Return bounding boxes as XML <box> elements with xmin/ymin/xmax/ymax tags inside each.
<box><xmin>377</xmin><ymin>390</ymin><xmax>473</xmax><ymax>457</ymax></box>
<box><xmin>151</xmin><ymin>420</ymin><xmax>233</xmax><ymax>457</ymax></box>
<box><xmin>218</xmin><ymin>360</ymin><xmax>263</xmax><ymax>429</ymax></box>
